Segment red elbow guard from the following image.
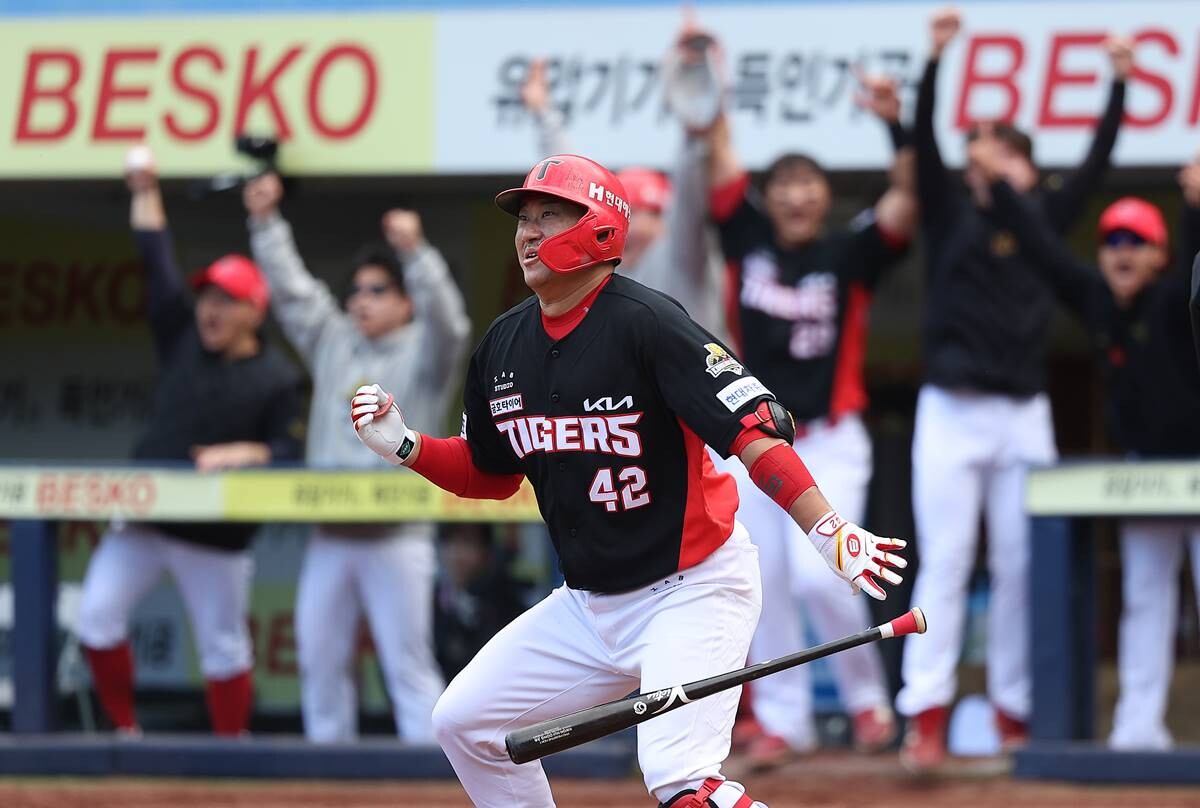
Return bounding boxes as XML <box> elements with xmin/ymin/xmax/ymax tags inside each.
<box><xmin>749</xmin><ymin>442</ymin><xmax>817</xmax><ymax>512</ymax></box>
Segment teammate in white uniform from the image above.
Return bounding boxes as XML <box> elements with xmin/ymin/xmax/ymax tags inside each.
<box><xmin>699</xmin><ymin>77</ymin><xmax>917</xmax><ymax>766</ymax></box>
<box><xmin>896</xmin><ymin>10</ymin><xmax>1131</xmax><ymax>768</ymax></box>
<box><xmin>349</xmin><ymin>154</ymin><xmax>909</xmax><ymax>807</ymax></box>
<box><xmin>243</xmin><ymin>174</ymin><xmax>471</xmax><ymax>742</ymax></box>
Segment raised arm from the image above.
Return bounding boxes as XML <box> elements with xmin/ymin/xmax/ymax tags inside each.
<box><xmin>521</xmin><ymin>58</ymin><xmax>573</xmax><ymax>157</ymax></box>
<box><xmin>381</xmin><ymin>209</ymin><xmax>472</xmax><ymax>391</ymax></box>
<box><xmin>125</xmin><ymin>147</ymin><xmax>191</xmax><ymax>359</ymax></box>
<box><xmin>1044</xmin><ymin>36</ymin><xmax>1132</xmax><ymax>233</ymax></box>
<box><xmin>243</xmin><ymin>172</ymin><xmax>345</xmax><ymax>365</ymax></box>
<box><xmin>855</xmin><ymin>71</ymin><xmax>918</xmax><ymax>245</ymax></box>
<box><xmin>914</xmin><ymin>9</ymin><xmax>960</xmax><ymax>225</ymax></box>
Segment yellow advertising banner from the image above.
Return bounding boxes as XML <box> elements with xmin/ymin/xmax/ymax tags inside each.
<box><xmin>0</xmin><ymin>14</ymin><xmax>434</xmax><ymax>177</ymax></box>
<box><xmin>0</xmin><ymin>466</ymin><xmax>543</xmax><ymax>522</ymax></box>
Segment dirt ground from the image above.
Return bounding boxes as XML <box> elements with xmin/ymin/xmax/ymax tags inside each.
<box><xmin>3</xmin><ymin>754</ymin><xmax>1199</xmax><ymax>808</ymax></box>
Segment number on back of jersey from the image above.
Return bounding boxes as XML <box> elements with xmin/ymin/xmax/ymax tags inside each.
<box><xmin>589</xmin><ymin>466</ymin><xmax>651</xmax><ymax>513</ymax></box>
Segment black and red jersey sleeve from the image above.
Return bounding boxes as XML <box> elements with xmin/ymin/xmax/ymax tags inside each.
<box><xmin>647</xmin><ymin>299</ymin><xmax>776</xmax><ymax>458</ymax></box>
<box><xmin>462</xmin><ymin>349</ymin><xmax>523</xmax><ymax>475</ymax></box>
<box><xmin>711</xmin><ymin>172</ymin><xmax>772</xmax><ymax>264</ymax></box>
<box><xmin>840</xmin><ymin>209</ymin><xmax>908</xmax><ymax>288</ymax></box>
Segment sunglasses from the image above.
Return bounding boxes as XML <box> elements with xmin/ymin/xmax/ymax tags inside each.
<box><xmin>348</xmin><ymin>282</ymin><xmax>394</xmax><ymax>297</ymax></box>
<box><xmin>1103</xmin><ymin>229</ymin><xmax>1148</xmax><ymax>248</ymax></box>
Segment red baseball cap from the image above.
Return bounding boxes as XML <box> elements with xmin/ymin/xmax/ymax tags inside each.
<box><xmin>1098</xmin><ymin>197</ymin><xmax>1167</xmax><ymax>247</ymax></box>
<box><xmin>617</xmin><ymin>168</ymin><xmax>671</xmax><ymax>214</ymax></box>
<box><xmin>190</xmin><ymin>254</ymin><xmax>270</xmax><ymax>311</ymax></box>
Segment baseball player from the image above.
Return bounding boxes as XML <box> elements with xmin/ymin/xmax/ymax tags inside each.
<box><xmin>76</xmin><ymin>148</ymin><xmax>303</xmax><ymax>736</ymax></box>
<box><xmin>519</xmin><ymin>26</ymin><xmax>728</xmax><ymax>342</ymax></box>
<box><xmin>696</xmin><ymin>75</ymin><xmax>916</xmax><ymax>766</ymax></box>
<box><xmin>981</xmin><ymin>145</ymin><xmax>1200</xmax><ymax>750</ymax></box>
<box><xmin>896</xmin><ymin>9</ymin><xmax>1132</xmax><ymax>768</ymax></box>
<box><xmin>243</xmin><ymin>173</ymin><xmax>471</xmax><ymax>742</ymax></box>
<box><xmin>350</xmin><ymin>155</ymin><xmax>908</xmax><ymax>808</ymax></box>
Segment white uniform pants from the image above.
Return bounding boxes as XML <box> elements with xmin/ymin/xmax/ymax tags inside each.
<box><xmin>76</xmin><ymin>522</ymin><xmax>254</xmax><ymax>679</ymax></box>
<box><xmin>295</xmin><ymin>526</ymin><xmax>443</xmax><ymax>743</ymax></box>
<box><xmin>897</xmin><ymin>385</ymin><xmax>1056</xmax><ymax>720</ymax></box>
<box><xmin>715</xmin><ymin>415</ymin><xmax>889</xmax><ymax>750</ymax></box>
<box><xmin>432</xmin><ymin>525</ymin><xmax>761</xmax><ymax>807</ymax></box>
<box><xmin>1110</xmin><ymin>520</ymin><xmax>1200</xmax><ymax>750</ymax></box>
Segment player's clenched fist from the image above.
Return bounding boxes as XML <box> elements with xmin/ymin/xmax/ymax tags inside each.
<box><xmin>351</xmin><ymin>383</ymin><xmax>417</xmax><ymax>466</ymax></box>
<box><xmin>807</xmin><ymin>511</ymin><xmax>907</xmax><ymax>600</ymax></box>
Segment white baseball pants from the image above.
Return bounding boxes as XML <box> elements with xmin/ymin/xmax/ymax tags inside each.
<box><xmin>432</xmin><ymin>524</ymin><xmax>762</xmax><ymax>807</ymax></box>
<box><xmin>295</xmin><ymin>526</ymin><xmax>444</xmax><ymax>743</ymax></box>
<box><xmin>76</xmin><ymin>521</ymin><xmax>254</xmax><ymax>679</ymax></box>
<box><xmin>715</xmin><ymin>414</ymin><xmax>889</xmax><ymax>750</ymax></box>
<box><xmin>1109</xmin><ymin>519</ymin><xmax>1200</xmax><ymax>750</ymax></box>
<box><xmin>897</xmin><ymin>385</ymin><xmax>1056</xmax><ymax>720</ymax></box>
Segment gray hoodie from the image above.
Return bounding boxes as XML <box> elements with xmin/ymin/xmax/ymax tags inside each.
<box><xmin>249</xmin><ymin>213</ymin><xmax>471</xmax><ymax>470</ymax></box>
<box><xmin>533</xmin><ymin>109</ymin><xmax>729</xmax><ymax>344</ymax></box>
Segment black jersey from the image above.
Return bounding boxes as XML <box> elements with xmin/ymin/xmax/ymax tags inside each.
<box><xmin>713</xmin><ymin>174</ymin><xmax>905</xmax><ymax>422</ymax></box>
<box><xmin>461</xmin><ymin>274</ymin><xmax>775</xmax><ymax>593</ymax></box>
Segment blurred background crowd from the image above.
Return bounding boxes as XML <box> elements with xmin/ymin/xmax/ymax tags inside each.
<box><xmin>1</xmin><ymin>0</ymin><xmax>1198</xmax><ymax>776</ymax></box>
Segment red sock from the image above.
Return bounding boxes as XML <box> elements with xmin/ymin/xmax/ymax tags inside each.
<box><xmin>205</xmin><ymin>670</ymin><xmax>253</xmax><ymax>736</ymax></box>
<box><xmin>84</xmin><ymin>642</ymin><xmax>138</xmax><ymax>730</ymax></box>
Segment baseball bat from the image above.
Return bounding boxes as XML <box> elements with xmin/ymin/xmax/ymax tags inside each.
<box><xmin>505</xmin><ymin>606</ymin><xmax>926</xmax><ymax>765</ymax></box>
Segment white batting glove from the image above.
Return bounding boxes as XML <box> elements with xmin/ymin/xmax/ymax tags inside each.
<box><xmin>351</xmin><ymin>384</ymin><xmax>417</xmax><ymax>466</ymax></box>
<box><xmin>808</xmin><ymin>511</ymin><xmax>907</xmax><ymax>600</ymax></box>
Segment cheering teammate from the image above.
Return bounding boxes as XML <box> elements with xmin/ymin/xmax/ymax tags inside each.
<box><xmin>699</xmin><ymin>74</ymin><xmax>917</xmax><ymax>765</ymax></box>
<box><xmin>351</xmin><ymin>155</ymin><xmax>908</xmax><ymax>808</ymax></box>
<box><xmin>76</xmin><ymin>148</ymin><xmax>303</xmax><ymax>736</ymax></box>
<box><xmin>896</xmin><ymin>9</ymin><xmax>1132</xmax><ymax>768</ymax></box>
<box><xmin>243</xmin><ymin>173</ymin><xmax>470</xmax><ymax>742</ymax></box>
<box><xmin>980</xmin><ymin>145</ymin><xmax>1200</xmax><ymax>750</ymax></box>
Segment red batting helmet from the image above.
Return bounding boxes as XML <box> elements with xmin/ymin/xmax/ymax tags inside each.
<box><xmin>617</xmin><ymin>168</ymin><xmax>671</xmax><ymax>213</ymax></box>
<box><xmin>495</xmin><ymin>154</ymin><xmax>630</xmax><ymax>273</ymax></box>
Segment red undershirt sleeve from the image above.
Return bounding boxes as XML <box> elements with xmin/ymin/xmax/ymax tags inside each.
<box><xmin>729</xmin><ymin>425</ymin><xmax>817</xmax><ymax>512</ymax></box>
<box><xmin>409</xmin><ymin>435</ymin><xmax>525</xmax><ymax>500</ymax></box>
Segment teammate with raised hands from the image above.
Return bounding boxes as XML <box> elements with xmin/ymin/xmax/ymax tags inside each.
<box><xmin>351</xmin><ymin>154</ymin><xmax>907</xmax><ymax>807</ymax></box>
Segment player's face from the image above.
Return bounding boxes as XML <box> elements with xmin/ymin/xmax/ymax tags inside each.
<box><xmin>623</xmin><ymin>208</ymin><xmax>665</xmax><ymax>269</ymax></box>
<box><xmin>346</xmin><ymin>264</ymin><xmax>412</xmax><ymax>339</ymax></box>
<box><xmin>764</xmin><ymin>167</ymin><xmax>831</xmax><ymax>249</ymax></box>
<box><xmin>515</xmin><ymin>196</ymin><xmax>586</xmax><ymax>289</ymax></box>
<box><xmin>194</xmin><ymin>285</ymin><xmax>263</xmax><ymax>353</ymax></box>
<box><xmin>1098</xmin><ymin>231</ymin><xmax>1166</xmax><ymax>307</ymax></box>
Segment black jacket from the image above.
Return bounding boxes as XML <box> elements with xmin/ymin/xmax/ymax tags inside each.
<box><xmin>992</xmin><ymin>182</ymin><xmax>1200</xmax><ymax>457</ymax></box>
<box><xmin>132</xmin><ymin>228</ymin><xmax>304</xmax><ymax>550</ymax></box>
<box><xmin>916</xmin><ymin>56</ymin><xmax>1125</xmax><ymax>396</ymax></box>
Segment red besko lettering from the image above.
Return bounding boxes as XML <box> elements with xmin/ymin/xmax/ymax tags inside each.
<box><xmin>495</xmin><ymin>413</ymin><xmax>643</xmax><ymax>459</ymax></box>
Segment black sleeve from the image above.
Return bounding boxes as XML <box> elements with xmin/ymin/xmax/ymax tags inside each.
<box><xmin>1043</xmin><ymin>80</ymin><xmax>1125</xmax><ymax>233</ymax></box>
<box><xmin>134</xmin><ymin>228</ymin><xmax>192</xmax><ymax>360</ymax></box>
<box><xmin>1191</xmin><ymin>251</ymin><xmax>1200</xmax><ymax>370</ymax></box>
<box><xmin>263</xmin><ymin>368</ymin><xmax>305</xmax><ymax>462</ymax></box>
<box><xmin>462</xmin><ymin>348</ymin><xmax>523</xmax><ymax>475</ymax></box>
<box><xmin>841</xmin><ymin>210</ymin><xmax>908</xmax><ymax>288</ymax></box>
<box><xmin>713</xmin><ymin>178</ymin><xmax>773</xmax><ymax>265</ymax></box>
<box><xmin>915</xmin><ymin>58</ymin><xmax>953</xmax><ymax>226</ymax></box>
<box><xmin>990</xmin><ymin>179</ymin><xmax>1106</xmax><ymax>323</ymax></box>
<box><xmin>647</xmin><ymin>303</ymin><xmax>776</xmax><ymax>458</ymax></box>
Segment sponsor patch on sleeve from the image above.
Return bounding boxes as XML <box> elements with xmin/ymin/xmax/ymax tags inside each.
<box><xmin>715</xmin><ymin>377</ymin><xmax>771</xmax><ymax>412</ymax></box>
<box><xmin>703</xmin><ymin>342</ymin><xmax>744</xmax><ymax>378</ymax></box>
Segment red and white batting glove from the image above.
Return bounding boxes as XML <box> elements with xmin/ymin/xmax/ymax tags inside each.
<box><xmin>351</xmin><ymin>384</ymin><xmax>417</xmax><ymax>466</ymax></box>
<box><xmin>807</xmin><ymin>511</ymin><xmax>907</xmax><ymax>600</ymax></box>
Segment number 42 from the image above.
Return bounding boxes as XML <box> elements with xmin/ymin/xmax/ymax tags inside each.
<box><xmin>588</xmin><ymin>466</ymin><xmax>651</xmax><ymax>512</ymax></box>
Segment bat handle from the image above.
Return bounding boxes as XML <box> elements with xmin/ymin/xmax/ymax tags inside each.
<box><xmin>879</xmin><ymin>607</ymin><xmax>927</xmax><ymax>639</ymax></box>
